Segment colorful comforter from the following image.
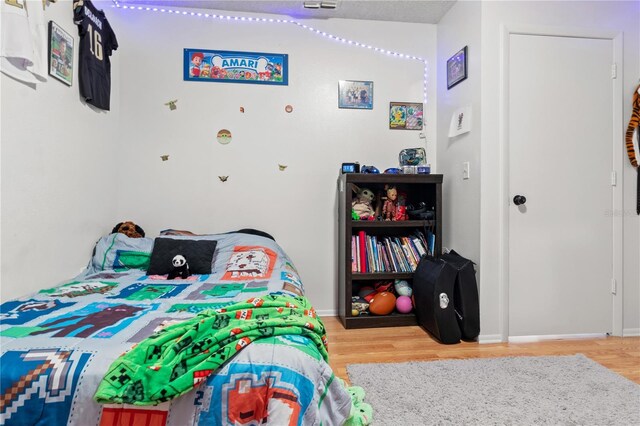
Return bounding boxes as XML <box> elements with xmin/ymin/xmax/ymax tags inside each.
<box><xmin>0</xmin><ymin>231</ymin><xmax>355</xmax><ymax>426</ymax></box>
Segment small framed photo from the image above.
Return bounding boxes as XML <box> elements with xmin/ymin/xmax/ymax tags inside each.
<box><xmin>389</xmin><ymin>102</ymin><xmax>424</xmax><ymax>130</ymax></box>
<box><xmin>447</xmin><ymin>46</ymin><xmax>467</xmax><ymax>90</ymax></box>
<box><xmin>338</xmin><ymin>80</ymin><xmax>373</xmax><ymax>109</ymax></box>
<box><xmin>48</xmin><ymin>21</ymin><xmax>74</xmax><ymax>86</ymax></box>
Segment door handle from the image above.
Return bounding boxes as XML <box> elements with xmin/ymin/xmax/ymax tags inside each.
<box><xmin>513</xmin><ymin>195</ymin><xmax>527</xmax><ymax>206</ymax></box>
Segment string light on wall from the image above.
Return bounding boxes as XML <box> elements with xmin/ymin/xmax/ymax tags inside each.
<box><xmin>110</xmin><ymin>0</ymin><xmax>429</xmax><ymax>104</ymax></box>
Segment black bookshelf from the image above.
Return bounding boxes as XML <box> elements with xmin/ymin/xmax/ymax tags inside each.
<box><xmin>337</xmin><ymin>173</ymin><xmax>443</xmax><ymax>329</ymax></box>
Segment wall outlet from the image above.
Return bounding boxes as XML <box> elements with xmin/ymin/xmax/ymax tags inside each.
<box><xmin>463</xmin><ymin>162</ymin><xmax>470</xmax><ymax>180</ymax></box>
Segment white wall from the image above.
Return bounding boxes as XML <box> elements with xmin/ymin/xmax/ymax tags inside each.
<box><xmin>108</xmin><ymin>7</ymin><xmax>437</xmax><ymax>313</ymax></box>
<box><xmin>0</xmin><ymin>1</ymin><xmax>121</xmax><ymax>301</ymax></box>
<box><xmin>478</xmin><ymin>1</ymin><xmax>640</xmax><ymax>338</ymax></box>
<box><xmin>436</xmin><ymin>2</ymin><xmax>482</xmax><ymax>278</ymax></box>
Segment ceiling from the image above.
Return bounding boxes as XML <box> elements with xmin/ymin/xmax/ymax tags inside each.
<box><xmin>117</xmin><ymin>0</ymin><xmax>457</xmax><ymax>24</ymax></box>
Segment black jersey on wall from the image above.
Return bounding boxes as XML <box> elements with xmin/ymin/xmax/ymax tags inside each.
<box><xmin>73</xmin><ymin>0</ymin><xmax>118</xmax><ymax>111</ymax></box>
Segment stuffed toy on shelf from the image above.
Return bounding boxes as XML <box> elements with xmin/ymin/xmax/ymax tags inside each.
<box><xmin>352</xmin><ymin>184</ymin><xmax>376</xmax><ymax>220</ymax></box>
<box><xmin>382</xmin><ymin>185</ymin><xmax>398</xmax><ymax>221</ymax></box>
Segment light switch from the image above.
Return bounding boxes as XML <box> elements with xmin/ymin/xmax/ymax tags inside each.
<box><xmin>463</xmin><ymin>162</ymin><xmax>470</xmax><ymax>180</ymax></box>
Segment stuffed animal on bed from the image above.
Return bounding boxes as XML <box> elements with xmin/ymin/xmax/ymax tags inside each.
<box><xmin>111</xmin><ymin>221</ymin><xmax>145</xmax><ymax>238</ymax></box>
<box><xmin>167</xmin><ymin>254</ymin><xmax>190</xmax><ymax>279</ymax></box>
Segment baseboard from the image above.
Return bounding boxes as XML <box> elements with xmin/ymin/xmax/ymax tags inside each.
<box><xmin>317</xmin><ymin>309</ymin><xmax>337</xmax><ymax>317</ymax></box>
<box><xmin>508</xmin><ymin>333</ymin><xmax>606</xmax><ymax>343</ymax></box>
<box><xmin>478</xmin><ymin>334</ymin><xmax>504</xmax><ymax>344</ymax></box>
<box><xmin>623</xmin><ymin>328</ymin><xmax>640</xmax><ymax>337</ymax></box>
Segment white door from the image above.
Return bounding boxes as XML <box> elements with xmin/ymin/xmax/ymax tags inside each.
<box><xmin>508</xmin><ymin>34</ymin><xmax>614</xmax><ymax>337</ymax></box>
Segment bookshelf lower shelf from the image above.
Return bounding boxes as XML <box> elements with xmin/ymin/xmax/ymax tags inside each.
<box><xmin>340</xmin><ymin>312</ymin><xmax>418</xmax><ymax>329</ymax></box>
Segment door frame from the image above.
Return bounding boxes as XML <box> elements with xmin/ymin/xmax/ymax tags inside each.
<box><xmin>498</xmin><ymin>24</ymin><xmax>624</xmax><ymax>340</ymax></box>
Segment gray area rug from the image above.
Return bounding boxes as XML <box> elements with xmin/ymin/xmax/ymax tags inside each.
<box><xmin>347</xmin><ymin>354</ymin><xmax>640</xmax><ymax>425</ymax></box>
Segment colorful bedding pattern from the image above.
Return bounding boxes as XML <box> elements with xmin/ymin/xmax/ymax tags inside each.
<box><xmin>0</xmin><ymin>232</ymin><xmax>355</xmax><ymax>426</ymax></box>
<box><xmin>94</xmin><ymin>295</ymin><xmax>327</xmax><ymax>405</ymax></box>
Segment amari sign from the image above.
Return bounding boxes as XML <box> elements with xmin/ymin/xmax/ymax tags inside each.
<box><xmin>183</xmin><ymin>48</ymin><xmax>288</xmax><ymax>86</ymax></box>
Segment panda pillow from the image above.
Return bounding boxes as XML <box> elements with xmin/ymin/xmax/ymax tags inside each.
<box><xmin>147</xmin><ymin>238</ymin><xmax>217</xmax><ymax>276</ymax></box>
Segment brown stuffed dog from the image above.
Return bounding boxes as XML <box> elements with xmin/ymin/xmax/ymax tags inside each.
<box><xmin>111</xmin><ymin>221</ymin><xmax>145</xmax><ymax>238</ymax></box>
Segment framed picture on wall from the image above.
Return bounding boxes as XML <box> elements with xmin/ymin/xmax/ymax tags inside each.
<box><xmin>338</xmin><ymin>80</ymin><xmax>373</xmax><ymax>109</ymax></box>
<box><xmin>48</xmin><ymin>21</ymin><xmax>74</xmax><ymax>86</ymax></box>
<box><xmin>389</xmin><ymin>102</ymin><xmax>424</xmax><ymax>130</ymax></box>
<box><xmin>447</xmin><ymin>46</ymin><xmax>467</xmax><ymax>90</ymax></box>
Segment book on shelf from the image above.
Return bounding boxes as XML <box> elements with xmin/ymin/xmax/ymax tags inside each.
<box><xmin>411</xmin><ymin>236</ymin><xmax>427</xmax><ymax>257</ymax></box>
<box><xmin>394</xmin><ymin>237</ymin><xmax>411</xmax><ymax>272</ymax></box>
<box><xmin>404</xmin><ymin>237</ymin><xmax>421</xmax><ymax>265</ymax></box>
<box><xmin>351</xmin><ymin>236</ymin><xmax>358</xmax><ymax>272</ymax></box>
<box><xmin>358</xmin><ymin>231</ymin><xmax>367</xmax><ymax>272</ymax></box>
<box><xmin>366</xmin><ymin>236</ymin><xmax>375</xmax><ymax>272</ymax></box>
<box><xmin>400</xmin><ymin>238</ymin><xmax>418</xmax><ymax>270</ymax></box>
<box><xmin>426</xmin><ymin>230</ymin><xmax>435</xmax><ymax>256</ymax></box>
<box><xmin>379</xmin><ymin>242</ymin><xmax>389</xmax><ymax>271</ymax></box>
<box><xmin>384</xmin><ymin>238</ymin><xmax>399</xmax><ymax>272</ymax></box>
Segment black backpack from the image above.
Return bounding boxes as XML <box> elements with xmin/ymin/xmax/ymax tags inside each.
<box><xmin>413</xmin><ymin>251</ymin><xmax>480</xmax><ymax>344</ymax></box>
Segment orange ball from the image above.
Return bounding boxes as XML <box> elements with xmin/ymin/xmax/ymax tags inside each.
<box><xmin>369</xmin><ymin>291</ymin><xmax>397</xmax><ymax>315</ymax></box>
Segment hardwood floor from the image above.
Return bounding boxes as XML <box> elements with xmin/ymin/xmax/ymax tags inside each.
<box><xmin>322</xmin><ymin>316</ymin><xmax>640</xmax><ymax>385</ymax></box>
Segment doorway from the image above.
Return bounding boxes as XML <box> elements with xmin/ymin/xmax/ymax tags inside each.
<box><xmin>503</xmin><ymin>29</ymin><xmax>623</xmax><ymax>338</ymax></box>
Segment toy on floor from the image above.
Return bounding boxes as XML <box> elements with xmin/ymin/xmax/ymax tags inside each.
<box><xmin>167</xmin><ymin>254</ymin><xmax>190</xmax><ymax>279</ymax></box>
<box><xmin>111</xmin><ymin>221</ymin><xmax>145</xmax><ymax>238</ymax></box>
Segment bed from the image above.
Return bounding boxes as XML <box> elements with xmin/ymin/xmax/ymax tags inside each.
<box><xmin>0</xmin><ymin>230</ymin><xmax>358</xmax><ymax>426</ymax></box>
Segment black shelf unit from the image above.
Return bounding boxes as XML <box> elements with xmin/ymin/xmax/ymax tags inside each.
<box><xmin>338</xmin><ymin>173</ymin><xmax>443</xmax><ymax>329</ymax></box>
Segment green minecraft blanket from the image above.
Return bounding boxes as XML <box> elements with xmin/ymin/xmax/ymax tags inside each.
<box><xmin>93</xmin><ymin>294</ymin><xmax>328</xmax><ymax>405</ymax></box>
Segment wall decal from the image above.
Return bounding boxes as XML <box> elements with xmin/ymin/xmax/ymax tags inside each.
<box><xmin>184</xmin><ymin>49</ymin><xmax>288</xmax><ymax>86</ymax></box>
<box><xmin>278</xmin><ymin>164</ymin><xmax>288</xmax><ymax>171</ymax></box>
<box><xmin>217</xmin><ymin>129</ymin><xmax>232</xmax><ymax>145</ymax></box>
<box><xmin>164</xmin><ymin>99</ymin><xmax>178</xmax><ymax>110</ymax></box>
<box><xmin>160</xmin><ymin>155</ymin><xmax>169</xmax><ymax>161</ymax></box>
<box><xmin>218</xmin><ymin>176</ymin><xmax>229</xmax><ymax>182</ymax></box>
<box><xmin>240</xmin><ymin>106</ymin><xmax>245</xmax><ymax>113</ymax></box>
<box><xmin>285</xmin><ymin>105</ymin><xmax>293</xmax><ymax>113</ymax></box>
